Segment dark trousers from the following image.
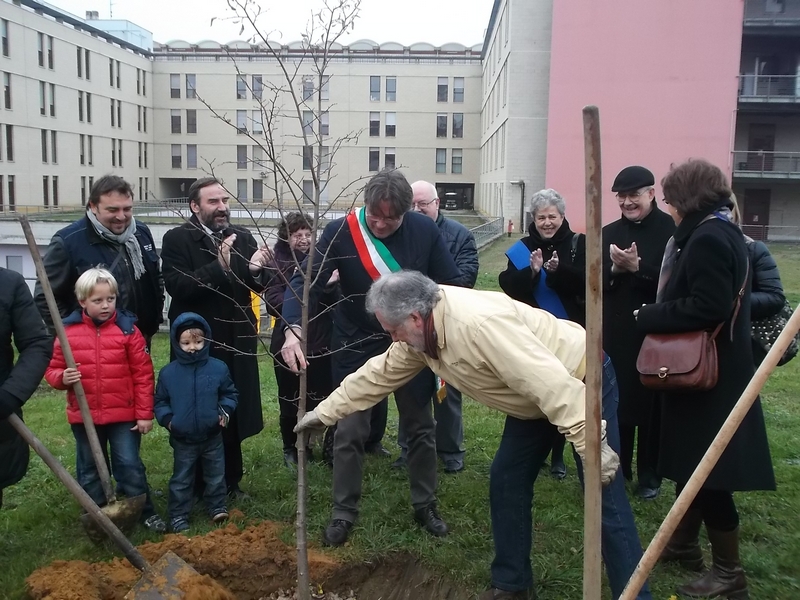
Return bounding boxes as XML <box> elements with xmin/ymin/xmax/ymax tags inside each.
<box><xmin>366</xmin><ymin>397</ymin><xmax>388</xmax><ymax>448</ymax></box>
<box><xmin>169</xmin><ymin>433</ymin><xmax>226</xmax><ymax>519</ymax></box>
<box><xmin>619</xmin><ymin>421</ymin><xmax>661</xmax><ymax>489</ymax></box>
<box><xmin>489</xmin><ymin>356</ymin><xmax>652</xmax><ymax>599</ymax></box>
<box><xmin>71</xmin><ymin>421</ymin><xmax>157</xmax><ymax>518</ymax></box>
<box><xmin>396</xmin><ymin>383</ymin><xmax>466</xmax><ymax>462</ymax></box>
<box><xmin>275</xmin><ymin>353</ymin><xmax>333</xmax><ymax>451</ymax></box>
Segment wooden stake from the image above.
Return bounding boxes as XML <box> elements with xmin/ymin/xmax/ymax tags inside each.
<box><xmin>620</xmin><ymin>304</ymin><xmax>800</xmax><ymax>600</ymax></box>
<box><xmin>582</xmin><ymin>105</ymin><xmax>603</xmax><ymax>600</ymax></box>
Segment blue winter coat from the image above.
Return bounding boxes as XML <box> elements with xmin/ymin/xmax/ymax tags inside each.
<box><xmin>154</xmin><ymin>312</ymin><xmax>238</xmax><ymax>442</ymax></box>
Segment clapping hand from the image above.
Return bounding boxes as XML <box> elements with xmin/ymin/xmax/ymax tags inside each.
<box><xmin>218</xmin><ymin>233</ymin><xmax>237</xmax><ymax>271</ymax></box>
<box><xmin>529</xmin><ymin>249</ymin><xmax>544</xmax><ymax>275</ymax></box>
<box><xmin>543</xmin><ymin>251</ymin><xmax>559</xmax><ymax>273</ymax></box>
<box><xmin>249</xmin><ymin>245</ymin><xmax>274</xmax><ymax>274</ymax></box>
<box><xmin>609</xmin><ymin>242</ymin><xmax>640</xmax><ymax>274</ymax></box>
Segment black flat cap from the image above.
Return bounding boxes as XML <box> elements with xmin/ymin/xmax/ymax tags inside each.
<box><xmin>611</xmin><ymin>166</ymin><xmax>655</xmax><ymax>193</ymax></box>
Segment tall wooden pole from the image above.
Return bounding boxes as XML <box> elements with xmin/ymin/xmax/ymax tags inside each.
<box><xmin>582</xmin><ymin>105</ymin><xmax>603</xmax><ymax>600</ymax></box>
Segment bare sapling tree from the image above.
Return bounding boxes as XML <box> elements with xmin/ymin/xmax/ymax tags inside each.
<box><xmin>191</xmin><ymin>0</ymin><xmax>365</xmax><ymax>597</ymax></box>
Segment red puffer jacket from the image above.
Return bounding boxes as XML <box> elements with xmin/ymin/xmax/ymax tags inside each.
<box><xmin>45</xmin><ymin>310</ymin><xmax>154</xmax><ymax>425</ymax></box>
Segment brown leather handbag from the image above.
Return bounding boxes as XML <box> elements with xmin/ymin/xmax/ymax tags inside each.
<box><xmin>636</xmin><ymin>267</ymin><xmax>748</xmax><ymax>392</ymax></box>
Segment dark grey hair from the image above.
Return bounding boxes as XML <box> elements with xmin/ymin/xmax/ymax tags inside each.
<box><xmin>530</xmin><ymin>188</ymin><xmax>566</xmax><ymax>217</ymax></box>
<box><xmin>366</xmin><ymin>271</ymin><xmax>441</xmax><ymax>327</ymax></box>
<box><xmin>363</xmin><ymin>169</ymin><xmax>413</xmax><ymax>218</ymax></box>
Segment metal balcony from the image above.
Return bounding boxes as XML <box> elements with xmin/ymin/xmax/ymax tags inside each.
<box><xmin>739</xmin><ymin>74</ymin><xmax>800</xmax><ymax>102</ymax></box>
<box><xmin>744</xmin><ymin>0</ymin><xmax>800</xmax><ymax>27</ymax></box>
<box><xmin>732</xmin><ymin>150</ymin><xmax>800</xmax><ymax>178</ymax></box>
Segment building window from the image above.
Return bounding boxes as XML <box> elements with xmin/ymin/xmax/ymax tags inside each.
<box><xmin>252</xmin><ymin>109</ymin><xmax>262</xmax><ymax>134</ymax></box>
<box><xmin>187</xmin><ymin>109</ymin><xmax>197</xmax><ymax>134</ymax></box>
<box><xmin>369</xmin><ymin>112</ymin><xmax>380</xmax><ymax>136</ymax></box>
<box><xmin>252</xmin><ymin>75</ymin><xmax>262</xmax><ymax>100</ymax></box>
<box><xmin>436</xmin><ymin>148</ymin><xmax>446</xmax><ymax>173</ymax></box>
<box><xmin>437</xmin><ymin>77</ymin><xmax>448</xmax><ymax>102</ymax></box>
<box><xmin>37</xmin><ymin>33</ymin><xmax>44</xmax><ymax>67</ymax></box>
<box><xmin>111</xmin><ymin>139</ymin><xmax>116</xmax><ymax>167</ymax></box>
<box><xmin>5</xmin><ymin>124</ymin><xmax>12</xmax><ymax>161</ymax></box>
<box><xmin>386</xmin><ymin>76</ymin><xmax>396</xmax><ymax>101</ymax></box>
<box><xmin>253</xmin><ymin>145</ymin><xmax>263</xmax><ymax>169</ymax></box>
<box><xmin>7</xmin><ymin>174</ymin><xmax>14</xmax><ymax>211</ymax></box>
<box><xmin>303</xmin><ymin>77</ymin><xmax>314</xmax><ymax>101</ymax></box>
<box><xmin>171</xmin><ymin>109</ymin><xmax>181</xmax><ymax>134</ymax></box>
<box><xmin>39</xmin><ymin>81</ymin><xmax>45</xmax><ymax>115</ymax></box>
<box><xmin>81</xmin><ymin>176</ymin><xmax>87</xmax><ymax>205</ymax></box>
<box><xmin>454</xmin><ymin>77</ymin><xmax>464</xmax><ymax>102</ymax></box>
<box><xmin>0</xmin><ymin>175</ymin><xmax>4</xmax><ymax>211</ymax></box>
<box><xmin>453</xmin><ymin>113</ymin><xmax>463</xmax><ymax>138</ymax></box>
<box><xmin>321</xmin><ymin>76</ymin><xmax>330</xmax><ymax>101</ymax></box>
<box><xmin>385</xmin><ymin>112</ymin><xmax>396</xmax><ymax>137</ymax></box>
<box><xmin>115</xmin><ymin>60</ymin><xmax>120</xmax><ymax>88</ymax></box>
<box><xmin>187</xmin><ymin>144</ymin><xmax>197</xmax><ymax>169</ymax></box>
<box><xmin>1</xmin><ymin>20</ymin><xmax>8</xmax><ymax>58</ymax></box>
<box><xmin>302</xmin><ymin>146</ymin><xmax>312</xmax><ymax>171</ymax></box>
<box><xmin>86</xmin><ymin>92</ymin><xmax>92</xmax><ymax>123</ymax></box>
<box><xmin>171</xmin><ymin>144</ymin><xmax>181</xmax><ymax>168</ymax></box>
<box><xmin>138</xmin><ymin>142</ymin><xmax>143</xmax><ymax>168</ymax></box>
<box><xmin>253</xmin><ymin>178</ymin><xmax>263</xmax><ymax>202</ymax></box>
<box><xmin>6</xmin><ymin>255</ymin><xmax>22</xmax><ymax>274</ymax></box>
<box><xmin>503</xmin><ymin>67</ymin><xmax>508</xmax><ymax>106</ymax></box>
<box><xmin>47</xmin><ymin>35</ymin><xmax>53</xmax><ymax>70</ymax></box>
<box><xmin>142</xmin><ymin>106</ymin><xmax>145</xmax><ymax>131</ymax></box>
<box><xmin>320</xmin><ymin>145</ymin><xmax>330</xmax><ymax>172</ymax></box>
<box><xmin>385</xmin><ymin>147</ymin><xmax>396</xmax><ymax>170</ymax></box>
<box><xmin>436</xmin><ymin>113</ymin><xmax>447</xmax><ymax>137</ymax></box>
<box><xmin>110</xmin><ymin>99</ymin><xmax>116</xmax><ymax>127</ymax></box>
<box><xmin>142</xmin><ymin>70</ymin><xmax>146</xmax><ymax>95</ymax></box>
<box><xmin>84</xmin><ymin>49</ymin><xmax>90</xmax><ymax>80</ymax></box>
<box><xmin>41</xmin><ymin>129</ymin><xmax>48</xmax><ymax>163</ymax></box>
<box><xmin>109</xmin><ymin>58</ymin><xmax>114</xmax><ymax>86</ymax></box>
<box><xmin>237</xmin><ymin>145</ymin><xmax>247</xmax><ymax>169</ymax></box>
<box><xmin>321</xmin><ymin>111</ymin><xmax>329</xmax><ymax>136</ymax></box>
<box><xmin>236</xmin><ymin>110</ymin><xmax>247</xmax><ymax>134</ymax></box>
<box><xmin>368</xmin><ymin>147</ymin><xmax>379</xmax><ymax>172</ymax></box>
<box><xmin>52</xmin><ymin>175</ymin><xmax>58</xmax><ymax>206</ymax></box>
<box><xmin>51</xmin><ymin>130</ymin><xmax>57</xmax><ymax>163</ymax></box>
<box><xmin>143</xmin><ymin>142</ymin><xmax>147</xmax><ymax>168</ymax></box>
<box><xmin>80</xmin><ymin>134</ymin><xmax>85</xmax><ymax>165</ymax></box>
<box><xmin>236</xmin><ymin>75</ymin><xmax>247</xmax><ymax>100</ymax></box>
<box><xmin>2</xmin><ymin>72</ymin><xmax>9</xmax><ymax>109</ymax></box>
<box><xmin>136</xmin><ymin>68</ymin><xmax>141</xmax><ymax>94</ymax></box>
<box><xmin>370</xmin><ymin>76</ymin><xmax>380</xmax><ymax>101</ymax></box>
<box><xmin>302</xmin><ymin>179</ymin><xmax>314</xmax><ymax>203</ymax></box>
<box><xmin>42</xmin><ymin>175</ymin><xmax>49</xmax><ymax>206</ymax></box>
<box><xmin>49</xmin><ymin>83</ymin><xmax>55</xmax><ymax>117</ymax></box>
<box><xmin>186</xmin><ymin>73</ymin><xmax>197</xmax><ymax>99</ymax></box>
<box><xmin>117</xmin><ymin>139</ymin><xmax>123</xmax><ymax>166</ymax></box>
<box><xmin>137</xmin><ymin>105</ymin><xmax>141</xmax><ymax>131</ymax></box>
<box><xmin>170</xmin><ymin>73</ymin><xmax>180</xmax><ymax>98</ymax></box>
<box><xmin>76</xmin><ymin>47</ymin><xmax>82</xmax><ymax>77</ymax></box>
<box><xmin>303</xmin><ymin>111</ymin><xmax>313</xmax><ymax>136</ymax></box>
<box><xmin>237</xmin><ymin>178</ymin><xmax>247</xmax><ymax>202</ymax></box>
<box><xmin>87</xmin><ymin>135</ymin><xmax>93</xmax><ymax>165</ymax></box>
<box><xmin>451</xmin><ymin>148</ymin><xmax>462</xmax><ymax>174</ymax></box>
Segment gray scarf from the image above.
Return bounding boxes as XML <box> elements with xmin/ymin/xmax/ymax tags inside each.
<box><xmin>86</xmin><ymin>209</ymin><xmax>146</xmax><ymax>280</ymax></box>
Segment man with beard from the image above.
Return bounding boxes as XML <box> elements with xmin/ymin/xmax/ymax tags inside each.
<box><xmin>161</xmin><ymin>177</ymin><xmax>272</xmax><ymax>499</ymax></box>
<box><xmin>35</xmin><ymin>176</ymin><xmax>163</xmax><ymax>348</ymax></box>
<box><xmin>280</xmin><ymin>169</ymin><xmax>462</xmax><ymax>547</ymax></box>
<box><xmin>602</xmin><ymin>166</ymin><xmax>675</xmax><ymax>500</ymax></box>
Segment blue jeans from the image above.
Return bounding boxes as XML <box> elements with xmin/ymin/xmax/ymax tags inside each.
<box><xmin>169</xmin><ymin>433</ymin><xmax>226</xmax><ymax>519</ymax></box>
<box><xmin>71</xmin><ymin>421</ymin><xmax>156</xmax><ymax>518</ymax></box>
<box><xmin>489</xmin><ymin>355</ymin><xmax>652</xmax><ymax>599</ymax></box>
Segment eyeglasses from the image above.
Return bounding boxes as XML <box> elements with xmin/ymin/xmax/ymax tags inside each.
<box><xmin>365</xmin><ymin>210</ymin><xmax>403</xmax><ymax>225</ymax></box>
<box><xmin>616</xmin><ymin>187</ymin><xmax>653</xmax><ymax>201</ymax></box>
<box><xmin>412</xmin><ymin>198</ymin><xmax>438</xmax><ymax>209</ymax></box>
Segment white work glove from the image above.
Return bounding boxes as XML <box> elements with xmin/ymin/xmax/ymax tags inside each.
<box><xmin>578</xmin><ymin>419</ymin><xmax>620</xmax><ymax>487</ymax></box>
<box><xmin>293</xmin><ymin>410</ymin><xmax>324</xmax><ymax>433</ymax></box>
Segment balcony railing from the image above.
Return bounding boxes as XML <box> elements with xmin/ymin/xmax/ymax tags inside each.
<box><xmin>739</xmin><ymin>74</ymin><xmax>800</xmax><ymax>102</ymax></box>
<box><xmin>744</xmin><ymin>0</ymin><xmax>800</xmax><ymax>26</ymax></box>
<box><xmin>732</xmin><ymin>150</ymin><xmax>800</xmax><ymax>177</ymax></box>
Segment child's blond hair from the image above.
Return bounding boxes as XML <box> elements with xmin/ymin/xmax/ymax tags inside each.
<box><xmin>74</xmin><ymin>267</ymin><xmax>118</xmax><ymax>302</ymax></box>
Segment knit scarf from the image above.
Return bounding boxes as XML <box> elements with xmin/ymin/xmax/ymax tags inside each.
<box><xmin>86</xmin><ymin>209</ymin><xmax>146</xmax><ymax>280</ymax></box>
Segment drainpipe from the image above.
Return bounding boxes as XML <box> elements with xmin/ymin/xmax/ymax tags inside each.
<box><xmin>510</xmin><ymin>180</ymin><xmax>525</xmax><ymax>233</ymax></box>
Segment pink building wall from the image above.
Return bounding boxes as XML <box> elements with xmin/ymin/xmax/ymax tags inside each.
<box><xmin>545</xmin><ymin>0</ymin><xmax>744</xmax><ymax>231</ymax></box>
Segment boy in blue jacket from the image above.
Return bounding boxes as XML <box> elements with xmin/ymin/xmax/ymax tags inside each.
<box><xmin>154</xmin><ymin>312</ymin><xmax>238</xmax><ymax>533</ymax></box>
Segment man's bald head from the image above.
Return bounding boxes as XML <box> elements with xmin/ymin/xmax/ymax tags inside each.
<box><xmin>411</xmin><ymin>180</ymin><xmax>440</xmax><ymax>220</ymax></box>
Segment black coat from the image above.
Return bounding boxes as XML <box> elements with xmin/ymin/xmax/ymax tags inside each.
<box><xmin>602</xmin><ymin>204</ymin><xmax>675</xmax><ymax>425</ymax></box>
<box><xmin>498</xmin><ymin>218</ymin><xmax>586</xmax><ymax>326</ymax></box>
<box><xmin>0</xmin><ymin>269</ymin><xmax>52</xmax><ymax>489</ymax></box>
<box><xmin>637</xmin><ymin>203</ymin><xmax>775</xmax><ymax>491</ymax></box>
<box><xmin>161</xmin><ymin>218</ymin><xmax>265</xmax><ymax>441</ymax></box>
<box><xmin>746</xmin><ymin>239</ymin><xmax>785</xmax><ymax>365</ymax></box>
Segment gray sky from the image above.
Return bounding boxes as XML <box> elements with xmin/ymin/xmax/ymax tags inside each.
<box><xmin>49</xmin><ymin>0</ymin><xmax>494</xmax><ymax>47</ymax></box>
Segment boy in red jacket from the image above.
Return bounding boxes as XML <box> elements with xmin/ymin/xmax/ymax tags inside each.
<box><xmin>45</xmin><ymin>268</ymin><xmax>166</xmax><ymax>532</ymax></box>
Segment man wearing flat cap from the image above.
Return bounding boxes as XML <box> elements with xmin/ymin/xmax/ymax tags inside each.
<box><xmin>602</xmin><ymin>166</ymin><xmax>675</xmax><ymax>500</ymax></box>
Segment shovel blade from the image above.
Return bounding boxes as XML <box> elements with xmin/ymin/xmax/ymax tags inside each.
<box><xmin>125</xmin><ymin>551</ymin><xmax>199</xmax><ymax>600</ymax></box>
<box><xmin>80</xmin><ymin>494</ymin><xmax>146</xmax><ymax>543</ymax></box>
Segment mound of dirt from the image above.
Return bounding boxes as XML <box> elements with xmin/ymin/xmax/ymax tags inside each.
<box><xmin>26</xmin><ymin>521</ymin><xmax>339</xmax><ymax>600</ymax></box>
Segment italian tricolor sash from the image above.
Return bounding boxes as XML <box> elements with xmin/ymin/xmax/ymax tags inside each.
<box><xmin>347</xmin><ymin>207</ymin><xmax>402</xmax><ymax>281</ymax></box>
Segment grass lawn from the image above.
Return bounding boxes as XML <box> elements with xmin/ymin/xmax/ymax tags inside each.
<box><xmin>1</xmin><ymin>236</ymin><xmax>799</xmax><ymax>599</ymax></box>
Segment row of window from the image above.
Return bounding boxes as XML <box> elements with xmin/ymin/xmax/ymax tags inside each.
<box><xmin>482</xmin><ymin>123</ymin><xmax>506</xmax><ymax>173</ymax></box>
<box><xmin>41</xmin><ymin>129</ymin><xmax>57</xmax><ymax>164</ymax></box>
<box><xmin>37</xmin><ymin>33</ymin><xmax>53</xmax><ymax>70</ymax></box>
<box><xmin>0</xmin><ymin>174</ymin><xmax>16</xmax><ymax>212</ymax></box>
<box><xmin>170</xmin><ymin>73</ymin><xmax>197</xmax><ymax>99</ymax></box>
<box><xmin>0</xmin><ymin>175</ymin><xmax>150</xmax><ymax>214</ymax></box>
<box><xmin>41</xmin><ymin>175</ymin><xmax>59</xmax><ymax>207</ymax></box>
<box><xmin>365</xmin><ymin>147</ymin><xmax>463</xmax><ymax>174</ymax></box>
<box><xmin>171</xmin><ymin>109</ymin><xmax>198</xmax><ymax>134</ymax></box>
<box><xmin>0</xmin><ymin>123</ymin><xmax>13</xmax><ymax>161</ymax></box>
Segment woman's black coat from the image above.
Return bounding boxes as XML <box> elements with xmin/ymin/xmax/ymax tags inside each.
<box><xmin>498</xmin><ymin>218</ymin><xmax>586</xmax><ymax>326</ymax></box>
<box><xmin>637</xmin><ymin>202</ymin><xmax>775</xmax><ymax>491</ymax></box>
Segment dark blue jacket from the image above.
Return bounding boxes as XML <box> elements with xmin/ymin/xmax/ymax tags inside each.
<box><xmin>154</xmin><ymin>312</ymin><xmax>238</xmax><ymax>443</ymax></box>
<box><xmin>435</xmin><ymin>212</ymin><xmax>479</xmax><ymax>288</ymax></box>
<box><xmin>34</xmin><ymin>215</ymin><xmax>164</xmax><ymax>338</ymax></box>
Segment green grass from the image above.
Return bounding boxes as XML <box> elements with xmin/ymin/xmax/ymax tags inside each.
<box><xmin>1</xmin><ymin>237</ymin><xmax>799</xmax><ymax>599</ymax></box>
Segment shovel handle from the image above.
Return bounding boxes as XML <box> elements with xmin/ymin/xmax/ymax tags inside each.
<box><xmin>19</xmin><ymin>216</ymin><xmax>116</xmax><ymax>505</ymax></box>
<box><xmin>6</xmin><ymin>413</ymin><xmax>150</xmax><ymax>572</ymax></box>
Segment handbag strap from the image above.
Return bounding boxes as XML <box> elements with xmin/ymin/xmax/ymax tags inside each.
<box><xmin>710</xmin><ymin>259</ymin><xmax>749</xmax><ymax>343</ymax></box>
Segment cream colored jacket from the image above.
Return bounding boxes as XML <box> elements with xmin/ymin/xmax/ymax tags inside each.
<box><xmin>316</xmin><ymin>286</ymin><xmax>589</xmax><ymax>453</ymax></box>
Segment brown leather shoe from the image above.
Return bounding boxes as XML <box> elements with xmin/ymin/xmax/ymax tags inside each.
<box><xmin>676</xmin><ymin>527</ymin><xmax>749</xmax><ymax>599</ymax></box>
<box><xmin>660</xmin><ymin>507</ymin><xmax>705</xmax><ymax>572</ymax></box>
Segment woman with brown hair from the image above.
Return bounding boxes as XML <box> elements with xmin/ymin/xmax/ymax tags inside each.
<box><xmin>636</xmin><ymin>159</ymin><xmax>775</xmax><ymax>599</ymax></box>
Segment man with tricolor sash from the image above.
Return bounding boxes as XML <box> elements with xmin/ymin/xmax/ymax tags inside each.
<box><xmin>280</xmin><ymin>170</ymin><xmax>462</xmax><ymax>547</ymax></box>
